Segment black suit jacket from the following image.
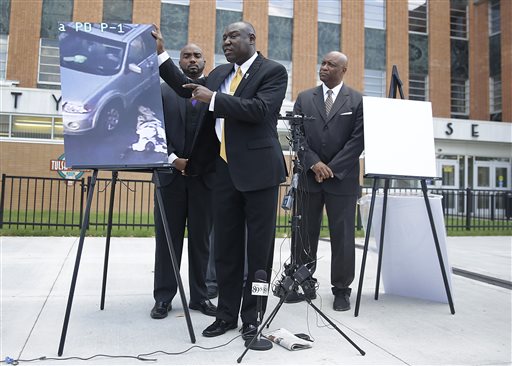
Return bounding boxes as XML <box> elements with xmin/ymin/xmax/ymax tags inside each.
<box><xmin>294</xmin><ymin>84</ymin><xmax>364</xmax><ymax>195</ymax></box>
<box><xmin>155</xmin><ymin>82</ymin><xmax>214</xmax><ymax>188</ymax></box>
<box><xmin>159</xmin><ymin>52</ymin><xmax>288</xmax><ymax>192</ymax></box>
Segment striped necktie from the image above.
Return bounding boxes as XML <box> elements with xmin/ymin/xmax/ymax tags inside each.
<box><xmin>220</xmin><ymin>67</ymin><xmax>243</xmax><ymax>162</ymax></box>
<box><xmin>325</xmin><ymin>89</ymin><xmax>333</xmax><ymax>116</ymax></box>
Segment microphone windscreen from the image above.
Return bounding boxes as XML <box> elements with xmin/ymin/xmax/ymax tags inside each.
<box><xmin>255</xmin><ymin>269</ymin><xmax>267</xmax><ymax>282</ymax></box>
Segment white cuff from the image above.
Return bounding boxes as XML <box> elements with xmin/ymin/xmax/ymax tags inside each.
<box><xmin>158</xmin><ymin>51</ymin><xmax>170</xmax><ymax>66</ymax></box>
<box><xmin>168</xmin><ymin>153</ymin><xmax>179</xmax><ymax>165</ymax></box>
<box><xmin>209</xmin><ymin>92</ymin><xmax>217</xmax><ymax>111</ymax></box>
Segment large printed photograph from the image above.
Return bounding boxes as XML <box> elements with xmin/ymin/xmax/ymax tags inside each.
<box><xmin>59</xmin><ymin>22</ymin><xmax>169</xmax><ymax>169</ymax></box>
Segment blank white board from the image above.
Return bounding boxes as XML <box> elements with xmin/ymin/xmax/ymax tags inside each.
<box><xmin>363</xmin><ymin>96</ymin><xmax>437</xmax><ymax>178</ymax></box>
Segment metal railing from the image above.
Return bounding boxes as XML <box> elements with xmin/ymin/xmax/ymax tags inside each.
<box><xmin>1</xmin><ymin>174</ymin><xmax>511</xmax><ymax>232</ymax></box>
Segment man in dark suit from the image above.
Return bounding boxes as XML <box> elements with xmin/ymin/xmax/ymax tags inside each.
<box><xmin>153</xmin><ymin>21</ymin><xmax>287</xmax><ymax>339</ymax></box>
<box><xmin>151</xmin><ymin>44</ymin><xmax>216</xmax><ymax>319</ymax></box>
<box><xmin>287</xmin><ymin>51</ymin><xmax>364</xmax><ymax>312</ymax></box>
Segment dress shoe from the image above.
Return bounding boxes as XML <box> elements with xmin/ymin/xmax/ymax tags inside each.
<box><xmin>150</xmin><ymin>301</ymin><xmax>172</xmax><ymax>319</ymax></box>
<box><xmin>207</xmin><ymin>285</ymin><xmax>218</xmax><ymax>299</ymax></box>
<box><xmin>202</xmin><ymin>319</ymin><xmax>238</xmax><ymax>337</ymax></box>
<box><xmin>189</xmin><ymin>299</ymin><xmax>217</xmax><ymax>317</ymax></box>
<box><xmin>333</xmin><ymin>293</ymin><xmax>350</xmax><ymax>311</ymax></box>
<box><xmin>283</xmin><ymin>288</ymin><xmax>316</xmax><ymax>304</ymax></box>
<box><xmin>241</xmin><ymin>323</ymin><xmax>258</xmax><ymax>341</ymax></box>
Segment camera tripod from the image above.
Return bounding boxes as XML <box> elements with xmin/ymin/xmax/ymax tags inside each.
<box><xmin>237</xmin><ymin>265</ymin><xmax>365</xmax><ymax>363</ymax></box>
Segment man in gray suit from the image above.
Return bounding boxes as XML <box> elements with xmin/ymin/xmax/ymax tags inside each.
<box><xmin>286</xmin><ymin>51</ymin><xmax>364</xmax><ymax>311</ymax></box>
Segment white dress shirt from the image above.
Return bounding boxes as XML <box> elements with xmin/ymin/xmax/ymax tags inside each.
<box><xmin>210</xmin><ymin>51</ymin><xmax>259</xmax><ymax>142</ymax></box>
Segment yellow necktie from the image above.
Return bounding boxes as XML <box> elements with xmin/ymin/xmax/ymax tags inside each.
<box><xmin>220</xmin><ymin>67</ymin><xmax>243</xmax><ymax>162</ymax></box>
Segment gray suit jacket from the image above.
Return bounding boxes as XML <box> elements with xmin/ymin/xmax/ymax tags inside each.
<box><xmin>294</xmin><ymin>84</ymin><xmax>364</xmax><ymax>195</ymax></box>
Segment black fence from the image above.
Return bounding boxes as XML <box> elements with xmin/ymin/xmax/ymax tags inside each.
<box><xmin>1</xmin><ymin>174</ymin><xmax>511</xmax><ymax>232</ymax></box>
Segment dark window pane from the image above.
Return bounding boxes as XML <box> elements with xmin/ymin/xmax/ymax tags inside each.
<box><xmin>103</xmin><ymin>0</ymin><xmax>132</xmax><ymax>23</ymax></box>
<box><xmin>451</xmin><ymin>38</ymin><xmax>468</xmax><ymax>78</ymax></box>
<box><xmin>160</xmin><ymin>3</ymin><xmax>189</xmax><ymax>51</ymax></box>
<box><xmin>489</xmin><ymin>33</ymin><xmax>501</xmax><ymax>77</ymax></box>
<box><xmin>41</xmin><ymin>0</ymin><xmax>73</xmax><ymax>39</ymax></box>
<box><xmin>268</xmin><ymin>16</ymin><xmax>292</xmax><ymax>61</ymax></box>
<box><xmin>409</xmin><ymin>33</ymin><xmax>428</xmax><ymax>75</ymax></box>
<box><xmin>318</xmin><ymin>22</ymin><xmax>340</xmax><ymax>63</ymax></box>
<box><xmin>364</xmin><ymin>28</ymin><xmax>386</xmax><ymax>70</ymax></box>
<box><xmin>0</xmin><ymin>0</ymin><xmax>10</xmax><ymax>35</ymax></box>
<box><xmin>215</xmin><ymin>9</ymin><xmax>242</xmax><ymax>54</ymax></box>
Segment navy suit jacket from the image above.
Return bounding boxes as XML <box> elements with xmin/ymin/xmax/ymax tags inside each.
<box><xmin>294</xmin><ymin>84</ymin><xmax>364</xmax><ymax>195</ymax></box>
<box><xmin>159</xmin><ymin>52</ymin><xmax>288</xmax><ymax>192</ymax></box>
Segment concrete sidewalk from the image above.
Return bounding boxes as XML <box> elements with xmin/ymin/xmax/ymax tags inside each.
<box><xmin>1</xmin><ymin>235</ymin><xmax>511</xmax><ymax>365</ymax></box>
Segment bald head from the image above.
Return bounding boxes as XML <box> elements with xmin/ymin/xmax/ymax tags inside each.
<box><xmin>319</xmin><ymin>51</ymin><xmax>349</xmax><ymax>89</ymax></box>
<box><xmin>179</xmin><ymin>43</ymin><xmax>205</xmax><ymax>79</ymax></box>
<box><xmin>222</xmin><ymin>21</ymin><xmax>256</xmax><ymax>65</ymax></box>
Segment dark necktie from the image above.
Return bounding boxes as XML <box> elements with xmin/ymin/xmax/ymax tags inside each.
<box><xmin>325</xmin><ymin>89</ymin><xmax>333</xmax><ymax>116</ymax></box>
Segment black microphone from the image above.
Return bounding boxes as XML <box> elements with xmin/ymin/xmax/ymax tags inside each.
<box><xmin>254</xmin><ymin>269</ymin><xmax>268</xmax><ymax>326</ymax></box>
<box><xmin>247</xmin><ymin>270</ymin><xmax>272</xmax><ymax>350</ymax></box>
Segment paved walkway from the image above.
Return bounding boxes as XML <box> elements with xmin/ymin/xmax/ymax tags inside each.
<box><xmin>1</xmin><ymin>235</ymin><xmax>511</xmax><ymax>365</ymax></box>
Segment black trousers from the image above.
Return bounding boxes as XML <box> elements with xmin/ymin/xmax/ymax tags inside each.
<box><xmin>213</xmin><ymin>158</ymin><xmax>278</xmax><ymax>325</ymax></box>
<box><xmin>153</xmin><ymin>174</ymin><xmax>213</xmax><ymax>305</ymax></box>
<box><xmin>294</xmin><ymin>190</ymin><xmax>357</xmax><ymax>291</ymax></box>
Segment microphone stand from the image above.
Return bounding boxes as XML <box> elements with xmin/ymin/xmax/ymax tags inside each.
<box><xmin>237</xmin><ymin>268</ymin><xmax>365</xmax><ymax>363</ymax></box>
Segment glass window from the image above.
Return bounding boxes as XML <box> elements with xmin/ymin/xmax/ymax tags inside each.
<box><xmin>268</xmin><ymin>15</ymin><xmax>293</xmax><ymax>61</ymax></box>
<box><xmin>408</xmin><ymin>0</ymin><xmax>427</xmax><ymax>34</ymax></box>
<box><xmin>477</xmin><ymin>166</ymin><xmax>490</xmax><ymax>187</ymax></box>
<box><xmin>489</xmin><ymin>0</ymin><xmax>500</xmax><ymax>36</ymax></box>
<box><xmin>442</xmin><ymin>164</ymin><xmax>455</xmax><ymax>186</ymax></box>
<box><xmin>0</xmin><ymin>0</ymin><xmax>10</xmax><ymax>35</ymax></box>
<box><xmin>41</xmin><ymin>0</ymin><xmax>73</xmax><ymax>40</ymax></box>
<box><xmin>317</xmin><ymin>0</ymin><xmax>341</xmax><ymax>63</ymax></box>
<box><xmin>364</xmin><ymin>0</ymin><xmax>385</xmax><ymax>30</ymax></box>
<box><xmin>269</xmin><ymin>0</ymin><xmax>293</xmax><ymax>18</ymax></box>
<box><xmin>38</xmin><ymin>38</ymin><xmax>60</xmax><ymax>85</ymax></box>
<box><xmin>450</xmin><ymin>0</ymin><xmax>467</xmax><ymax>39</ymax></box>
<box><xmin>0</xmin><ymin>34</ymin><xmax>7</xmax><ymax>80</ymax></box>
<box><xmin>489</xmin><ymin>34</ymin><xmax>501</xmax><ymax>77</ymax></box>
<box><xmin>451</xmin><ymin>37</ymin><xmax>468</xmax><ymax>118</ymax></box>
<box><xmin>364</xmin><ymin>69</ymin><xmax>386</xmax><ymax>97</ymax></box>
<box><xmin>365</xmin><ymin>28</ymin><xmax>386</xmax><ymax>71</ymax></box>
<box><xmin>409</xmin><ymin>73</ymin><xmax>429</xmax><ymax>101</ymax></box>
<box><xmin>409</xmin><ymin>33</ymin><xmax>428</xmax><ymax>101</ymax></box>
<box><xmin>318</xmin><ymin>0</ymin><xmax>341</xmax><ymax>23</ymax></box>
<box><xmin>0</xmin><ymin>114</ymin><xmax>10</xmax><ymax>137</ymax></box>
<box><xmin>451</xmin><ymin>77</ymin><xmax>469</xmax><ymax>117</ymax></box>
<box><xmin>318</xmin><ymin>22</ymin><xmax>340</xmax><ymax>64</ymax></box>
<box><xmin>103</xmin><ymin>0</ymin><xmax>133</xmax><ymax>23</ymax></box>
<box><xmin>54</xmin><ymin>117</ymin><xmax>64</xmax><ymax>140</ymax></box>
<box><xmin>215</xmin><ymin>8</ymin><xmax>242</xmax><ymax>55</ymax></box>
<box><xmin>489</xmin><ymin>75</ymin><xmax>502</xmax><ymax>121</ymax></box>
<box><xmin>495</xmin><ymin>167</ymin><xmax>508</xmax><ymax>188</ymax></box>
<box><xmin>160</xmin><ymin>2</ymin><xmax>189</xmax><ymax>51</ymax></box>
<box><xmin>11</xmin><ymin>115</ymin><xmax>53</xmax><ymax>139</ymax></box>
<box><xmin>216</xmin><ymin>0</ymin><xmax>242</xmax><ymax>11</ymax></box>
<box><xmin>161</xmin><ymin>0</ymin><xmax>189</xmax><ymax>4</ymax></box>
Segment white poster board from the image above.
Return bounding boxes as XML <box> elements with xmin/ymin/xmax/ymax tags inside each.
<box><xmin>363</xmin><ymin>96</ymin><xmax>437</xmax><ymax>178</ymax></box>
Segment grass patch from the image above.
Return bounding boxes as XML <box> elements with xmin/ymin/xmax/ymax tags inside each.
<box><xmin>1</xmin><ymin>210</ymin><xmax>510</xmax><ymax>237</ymax></box>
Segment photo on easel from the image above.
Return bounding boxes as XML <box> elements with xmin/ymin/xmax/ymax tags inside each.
<box><xmin>58</xmin><ymin>22</ymin><xmax>168</xmax><ymax>169</ymax></box>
